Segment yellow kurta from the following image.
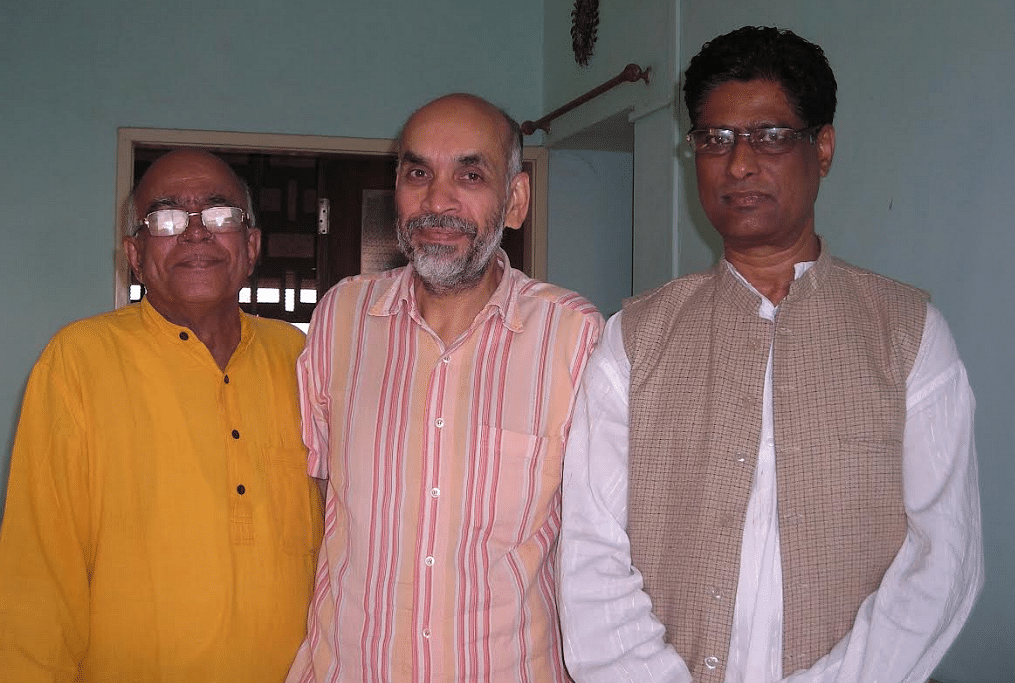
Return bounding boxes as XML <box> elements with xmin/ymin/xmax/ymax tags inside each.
<box><xmin>0</xmin><ymin>299</ymin><xmax>323</xmax><ymax>683</ymax></box>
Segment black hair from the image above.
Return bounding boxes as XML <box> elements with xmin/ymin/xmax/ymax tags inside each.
<box><xmin>683</xmin><ymin>26</ymin><xmax>837</xmax><ymax>129</ymax></box>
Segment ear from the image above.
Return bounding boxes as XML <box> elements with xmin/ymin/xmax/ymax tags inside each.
<box><xmin>817</xmin><ymin>124</ymin><xmax>836</xmax><ymax>177</ymax></box>
<box><xmin>245</xmin><ymin>228</ymin><xmax>262</xmax><ymax>276</ymax></box>
<box><xmin>123</xmin><ymin>235</ymin><xmax>144</xmax><ymax>284</ymax></box>
<box><xmin>502</xmin><ymin>171</ymin><xmax>530</xmax><ymax>231</ymax></box>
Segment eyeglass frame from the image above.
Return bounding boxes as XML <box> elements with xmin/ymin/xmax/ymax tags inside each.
<box><xmin>685</xmin><ymin>124</ymin><xmax>823</xmax><ymax>156</ymax></box>
<box><xmin>132</xmin><ymin>206</ymin><xmax>250</xmax><ymax>237</ymax></box>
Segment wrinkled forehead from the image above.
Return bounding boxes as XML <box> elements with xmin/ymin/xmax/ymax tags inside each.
<box><xmin>134</xmin><ymin>151</ymin><xmax>245</xmax><ymax>212</ymax></box>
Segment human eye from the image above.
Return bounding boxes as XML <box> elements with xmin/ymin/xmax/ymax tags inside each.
<box><xmin>705</xmin><ymin>130</ymin><xmax>732</xmax><ymax>146</ymax></box>
<box><xmin>752</xmin><ymin>128</ymin><xmax>796</xmax><ymax>152</ymax></box>
<box><xmin>203</xmin><ymin>206</ymin><xmax>244</xmax><ymax>231</ymax></box>
<box><xmin>692</xmin><ymin>129</ymin><xmax>732</xmax><ymax>153</ymax></box>
<box><xmin>401</xmin><ymin>166</ymin><xmax>429</xmax><ymax>183</ymax></box>
<box><xmin>146</xmin><ymin>209</ymin><xmax>188</xmax><ymax>236</ymax></box>
<box><xmin>461</xmin><ymin>170</ymin><xmax>485</xmax><ymax>183</ymax></box>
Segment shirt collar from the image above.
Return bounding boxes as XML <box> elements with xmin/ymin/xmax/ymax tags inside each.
<box><xmin>719</xmin><ymin>238</ymin><xmax>828</xmax><ymax>317</ymax></box>
<box><xmin>138</xmin><ymin>297</ymin><xmax>253</xmax><ymax>365</ymax></box>
<box><xmin>369</xmin><ymin>249</ymin><xmax>525</xmax><ymax>333</ymax></box>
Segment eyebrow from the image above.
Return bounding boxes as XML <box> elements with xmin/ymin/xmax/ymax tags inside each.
<box><xmin>145</xmin><ymin>194</ymin><xmax>238</xmax><ymax>213</ymax></box>
<box><xmin>400</xmin><ymin>151</ymin><xmax>491</xmax><ymax>169</ymax></box>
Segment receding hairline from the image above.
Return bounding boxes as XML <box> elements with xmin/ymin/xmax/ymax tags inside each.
<box><xmin>134</xmin><ymin>148</ymin><xmax>246</xmax><ymax>199</ymax></box>
<box><xmin>395</xmin><ymin>93</ymin><xmax>523</xmax><ymax>177</ymax></box>
<box><xmin>125</xmin><ymin>148</ymin><xmax>255</xmax><ymax>236</ymax></box>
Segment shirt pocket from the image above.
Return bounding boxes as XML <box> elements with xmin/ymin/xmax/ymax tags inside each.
<box><xmin>267</xmin><ymin>446</ymin><xmax>323</xmax><ymax>556</ymax></box>
<box><xmin>475</xmin><ymin>425</ymin><xmax>559</xmax><ymax>546</ymax></box>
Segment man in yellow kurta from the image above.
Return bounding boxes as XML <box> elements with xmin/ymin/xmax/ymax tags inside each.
<box><xmin>0</xmin><ymin>149</ymin><xmax>323</xmax><ymax>682</ymax></box>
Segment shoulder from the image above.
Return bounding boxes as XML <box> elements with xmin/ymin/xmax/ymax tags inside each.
<box><xmin>827</xmin><ymin>256</ymin><xmax>929</xmax><ymax>303</ymax></box>
<box><xmin>246</xmin><ymin>314</ymin><xmax>306</xmax><ymax>355</ymax></box>
<box><xmin>316</xmin><ymin>268</ymin><xmax>403</xmax><ymax>312</ymax></box>
<box><xmin>622</xmin><ymin>269</ymin><xmax>717</xmax><ymax>328</ymax></box>
<box><xmin>514</xmin><ymin>270</ymin><xmax>602</xmax><ymax>320</ymax></box>
<box><xmin>43</xmin><ymin>305</ymin><xmax>143</xmax><ymax>353</ymax></box>
<box><xmin>25</xmin><ymin>306</ymin><xmax>142</xmax><ymax>385</ymax></box>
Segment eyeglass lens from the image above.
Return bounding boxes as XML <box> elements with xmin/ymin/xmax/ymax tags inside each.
<box><xmin>144</xmin><ymin>207</ymin><xmax>245</xmax><ymax>236</ymax></box>
<box><xmin>688</xmin><ymin>127</ymin><xmax>811</xmax><ymax>155</ymax></box>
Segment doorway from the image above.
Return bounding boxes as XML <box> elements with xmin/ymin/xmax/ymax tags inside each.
<box><xmin>115</xmin><ymin>128</ymin><xmax>548</xmax><ymax>328</ymax></box>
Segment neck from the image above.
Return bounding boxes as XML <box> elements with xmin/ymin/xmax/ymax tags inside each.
<box><xmin>148</xmin><ymin>298</ymin><xmax>243</xmax><ymax>371</ymax></box>
<box><xmin>415</xmin><ymin>260</ymin><xmax>503</xmax><ymax>346</ymax></box>
<box><xmin>723</xmin><ymin>232</ymin><xmax>820</xmax><ymax>306</ymax></box>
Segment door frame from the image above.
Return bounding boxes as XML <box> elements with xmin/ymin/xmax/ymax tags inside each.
<box><xmin>114</xmin><ymin>127</ymin><xmax>549</xmax><ymax>308</ymax></box>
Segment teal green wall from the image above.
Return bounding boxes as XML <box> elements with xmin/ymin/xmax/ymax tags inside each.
<box><xmin>548</xmin><ymin>150</ymin><xmax>633</xmax><ymax>317</ymax></box>
<box><xmin>543</xmin><ymin>0</ymin><xmax>677</xmax><ymax>295</ymax></box>
<box><xmin>0</xmin><ymin>0</ymin><xmax>543</xmax><ymax>496</ymax></box>
<box><xmin>677</xmin><ymin>3</ymin><xmax>1015</xmax><ymax>681</ymax></box>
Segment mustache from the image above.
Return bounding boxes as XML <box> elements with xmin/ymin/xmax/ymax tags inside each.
<box><xmin>402</xmin><ymin>214</ymin><xmax>478</xmax><ymax>237</ymax></box>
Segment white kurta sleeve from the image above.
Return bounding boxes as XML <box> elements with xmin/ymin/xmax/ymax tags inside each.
<box><xmin>558</xmin><ymin>313</ymin><xmax>693</xmax><ymax>683</ymax></box>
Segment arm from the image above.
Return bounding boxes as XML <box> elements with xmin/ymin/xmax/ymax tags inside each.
<box><xmin>782</xmin><ymin>304</ymin><xmax>984</xmax><ymax>683</ymax></box>
<box><xmin>557</xmin><ymin>314</ymin><xmax>692</xmax><ymax>683</ymax></box>
<box><xmin>297</xmin><ymin>292</ymin><xmax>337</xmax><ymax>481</ymax></box>
<box><xmin>0</xmin><ymin>347</ymin><xmax>91</xmax><ymax>682</ymax></box>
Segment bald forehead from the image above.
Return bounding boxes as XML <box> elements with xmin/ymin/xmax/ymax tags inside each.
<box><xmin>400</xmin><ymin>96</ymin><xmax>512</xmax><ymax>161</ymax></box>
<box><xmin>134</xmin><ymin>149</ymin><xmax>245</xmax><ymax>214</ymax></box>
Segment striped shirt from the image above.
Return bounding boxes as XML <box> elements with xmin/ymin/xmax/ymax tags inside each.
<box><xmin>287</xmin><ymin>252</ymin><xmax>603</xmax><ymax>683</ymax></box>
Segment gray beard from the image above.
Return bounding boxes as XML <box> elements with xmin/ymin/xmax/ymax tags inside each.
<box><xmin>396</xmin><ymin>212</ymin><xmax>505</xmax><ymax>295</ymax></box>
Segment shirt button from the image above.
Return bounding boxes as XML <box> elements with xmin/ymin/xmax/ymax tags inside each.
<box><xmin>236</xmin><ymin>484</ymin><xmax>246</xmax><ymax>495</ymax></box>
<box><xmin>179</xmin><ymin>331</ymin><xmax>189</xmax><ymax>341</ymax></box>
<box><xmin>704</xmin><ymin>656</ymin><xmax>719</xmax><ymax>670</ymax></box>
<box><xmin>424</xmin><ymin>556</ymin><xmax>435</xmax><ymax>567</ymax></box>
<box><xmin>224</xmin><ymin>375</ymin><xmax>230</xmax><ymax>384</ymax></box>
<box><xmin>734</xmin><ymin>454</ymin><xmax>747</xmax><ymax>464</ymax></box>
<box><xmin>434</xmin><ymin>418</ymin><xmax>444</xmax><ymax>428</ymax></box>
<box><xmin>422</xmin><ymin>628</ymin><xmax>431</xmax><ymax>638</ymax></box>
<box><xmin>231</xmin><ymin>429</ymin><xmax>240</xmax><ymax>439</ymax></box>
<box><xmin>430</xmin><ymin>487</ymin><xmax>440</xmax><ymax>498</ymax></box>
<box><xmin>441</xmin><ymin>356</ymin><xmax>451</xmax><ymax>364</ymax></box>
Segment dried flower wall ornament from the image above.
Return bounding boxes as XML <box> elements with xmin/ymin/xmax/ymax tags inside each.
<box><xmin>571</xmin><ymin>0</ymin><xmax>599</xmax><ymax>67</ymax></box>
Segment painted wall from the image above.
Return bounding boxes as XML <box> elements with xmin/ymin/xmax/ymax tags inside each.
<box><xmin>547</xmin><ymin>150</ymin><xmax>633</xmax><ymax>317</ymax></box>
<box><xmin>543</xmin><ymin>0</ymin><xmax>677</xmax><ymax>294</ymax></box>
<box><xmin>677</xmin><ymin>3</ymin><xmax>1015</xmax><ymax>681</ymax></box>
<box><xmin>0</xmin><ymin>0</ymin><xmax>544</xmax><ymax>502</ymax></box>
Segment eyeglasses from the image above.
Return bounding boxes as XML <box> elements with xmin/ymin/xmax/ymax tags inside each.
<box><xmin>686</xmin><ymin>125</ymin><xmax>821</xmax><ymax>156</ymax></box>
<box><xmin>137</xmin><ymin>206</ymin><xmax>248</xmax><ymax>237</ymax></box>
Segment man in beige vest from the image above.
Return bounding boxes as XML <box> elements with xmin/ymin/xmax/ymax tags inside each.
<box><xmin>557</xmin><ymin>26</ymin><xmax>983</xmax><ymax>683</ymax></box>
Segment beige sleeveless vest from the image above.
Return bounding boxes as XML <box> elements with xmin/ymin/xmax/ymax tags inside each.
<box><xmin>621</xmin><ymin>251</ymin><xmax>927</xmax><ymax>681</ymax></box>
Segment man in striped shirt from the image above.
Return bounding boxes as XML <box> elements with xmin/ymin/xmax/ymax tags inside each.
<box><xmin>286</xmin><ymin>94</ymin><xmax>604</xmax><ymax>683</ymax></box>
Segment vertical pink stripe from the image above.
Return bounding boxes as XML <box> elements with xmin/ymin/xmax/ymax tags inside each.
<box><xmin>297</xmin><ymin>266</ymin><xmax>602</xmax><ymax>682</ymax></box>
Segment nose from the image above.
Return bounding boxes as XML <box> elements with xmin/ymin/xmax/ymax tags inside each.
<box><xmin>419</xmin><ymin>174</ymin><xmax>460</xmax><ymax>215</ymax></box>
<box><xmin>180</xmin><ymin>211</ymin><xmax>213</xmax><ymax>242</ymax></box>
<box><xmin>726</xmin><ymin>135</ymin><xmax>760</xmax><ymax>180</ymax></box>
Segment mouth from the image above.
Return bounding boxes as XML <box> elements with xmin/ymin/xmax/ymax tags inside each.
<box><xmin>176</xmin><ymin>253</ymin><xmax>225</xmax><ymax>268</ymax></box>
<box><xmin>722</xmin><ymin>191</ymin><xmax>773</xmax><ymax>209</ymax></box>
<box><xmin>414</xmin><ymin>227</ymin><xmax>473</xmax><ymax>244</ymax></box>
